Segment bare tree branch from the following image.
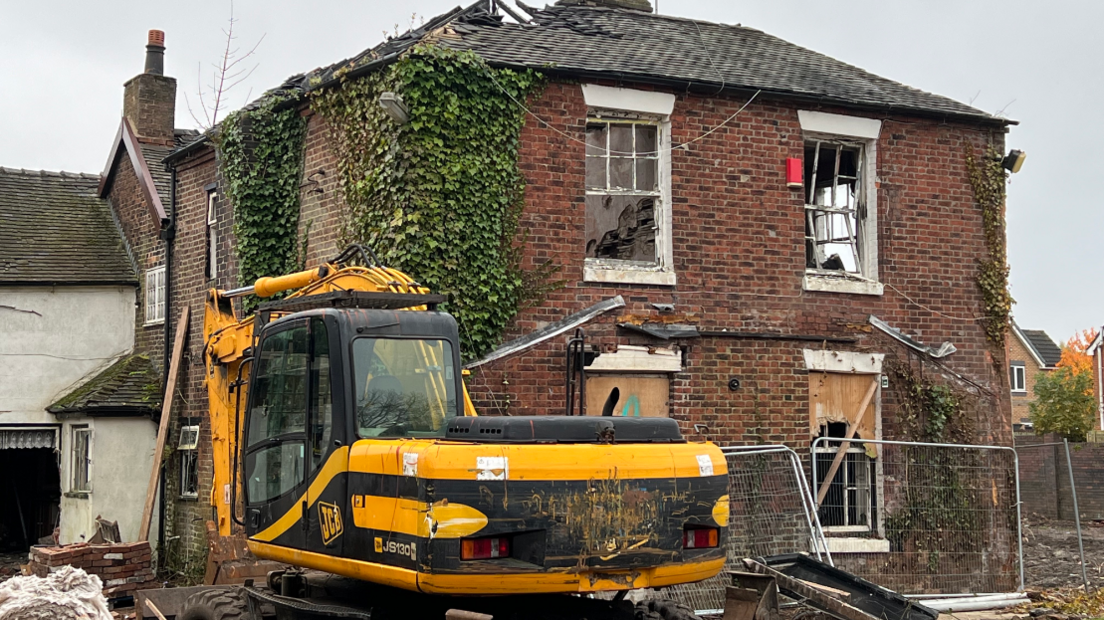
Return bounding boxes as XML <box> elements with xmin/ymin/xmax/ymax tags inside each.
<box><xmin>190</xmin><ymin>0</ymin><xmax>265</xmax><ymax>130</ymax></box>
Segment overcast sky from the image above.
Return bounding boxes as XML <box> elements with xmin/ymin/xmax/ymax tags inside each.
<box><xmin>0</xmin><ymin>1</ymin><xmax>1093</xmax><ymax>346</ymax></box>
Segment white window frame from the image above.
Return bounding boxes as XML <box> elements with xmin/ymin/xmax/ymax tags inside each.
<box><xmin>798</xmin><ymin>111</ymin><xmax>883</xmax><ymax>296</ymax></box>
<box><xmin>71</xmin><ymin>425</ymin><xmax>92</xmax><ymax>494</ymax></box>
<box><xmin>206</xmin><ymin>190</ymin><xmax>218</xmax><ymax>279</ymax></box>
<box><xmin>1010</xmin><ymin>363</ymin><xmax>1027</xmax><ymax>393</ymax></box>
<box><xmin>145</xmin><ymin>265</ymin><xmax>166</xmax><ymax>325</ymax></box>
<box><xmin>581</xmin><ymin>84</ymin><xmax>675</xmax><ymax>286</ymax></box>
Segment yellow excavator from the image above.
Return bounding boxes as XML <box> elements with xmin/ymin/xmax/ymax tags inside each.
<box><xmin>182</xmin><ymin>245</ymin><xmax>729</xmax><ymax>620</ymax></box>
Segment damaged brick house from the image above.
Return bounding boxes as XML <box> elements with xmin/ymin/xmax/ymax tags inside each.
<box><xmin>115</xmin><ymin>0</ymin><xmax>1016</xmax><ymax>581</ymax></box>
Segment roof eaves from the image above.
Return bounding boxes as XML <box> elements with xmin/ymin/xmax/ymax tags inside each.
<box><xmin>1011</xmin><ymin>322</ymin><xmax>1049</xmax><ymax>368</ymax></box>
<box><xmin>98</xmin><ymin>118</ymin><xmax>170</xmax><ymax>227</ymax></box>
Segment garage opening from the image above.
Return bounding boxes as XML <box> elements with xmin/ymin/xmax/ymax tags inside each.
<box><xmin>0</xmin><ymin>438</ymin><xmax>61</xmax><ymax>553</ymax></box>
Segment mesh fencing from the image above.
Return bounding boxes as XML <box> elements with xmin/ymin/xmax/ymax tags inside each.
<box><xmin>665</xmin><ymin>446</ymin><xmax>828</xmax><ymax>614</ymax></box>
<box><xmin>812</xmin><ymin>438</ymin><xmax>1022</xmax><ymax>594</ymax></box>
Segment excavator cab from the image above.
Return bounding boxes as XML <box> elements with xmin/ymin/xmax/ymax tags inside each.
<box><xmin>241</xmin><ymin>300</ymin><xmax>465</xmax><ymax>548</ymax></box>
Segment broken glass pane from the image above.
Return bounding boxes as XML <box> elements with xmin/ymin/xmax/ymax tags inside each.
<box><xmin>804</xmin><ymin>141</ymin><xmax>864</xmax><ymax>274</ymax></box>
<box><xmin>585</xmin><ymin>195</ymin><xmax>656</xmax><ymax>262</ymax></box>
<box><xmin>609</xmin><ymin>157</ymin><xmax>634</xmax><ymax>189</ymax></box>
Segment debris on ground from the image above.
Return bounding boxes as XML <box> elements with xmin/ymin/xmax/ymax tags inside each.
<box><xmin>1016</xmin><ymin>588</ymin><xmax>1104</xmax><ymax>619</ymax></box>
<box><xmin>0</xmin><ymin>565</ymin><xmax>112</xmax><ymax>620</ymax></box>
<box><xmin>1022</xmin><ymin>517</ymin><xmax>1104</xmax><ymax>589</ymax></box>
<box><xmin>27</xmin><ymin>541</ymin><xmax>156</xmax><ymax>600</ymax></box>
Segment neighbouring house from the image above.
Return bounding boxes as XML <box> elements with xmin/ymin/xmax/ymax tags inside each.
<box><xmin>79</xmin><ymin>0</ymin><xmax>1017</xmax><ymax>589</ymax></box>
<box><xmin>0</xmin><ymin>167</ymin><xmax>157</xmax><ymax>547</ymax></box>
<box><xmin>1008</xmin><ymin>322</ymin><xmax>1061</xmax><ymax>429</ymax></box>
<box><xmin>1087</xmin><ymin>330</ymin><xmax>1104</xmax><ymax>431</ymax></box>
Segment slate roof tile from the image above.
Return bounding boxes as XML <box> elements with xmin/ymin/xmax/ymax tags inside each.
<box><xmin>0</xmin><ymin>167</ymin><xmax>135</xmax><ymax>284</ymax></box>
<box><xmin>48</xmin><ymin>355</ymin><xmax>160</xmax><ymax>416</ymax></box>
<box><xmin>306</xmin><ymin>2</ymin><xmax>997</xmax><ymax>123</ymax></box>
<box><xmin>1022</xmin><ymin>329</ymin><xmax>1063</xmax><ymax>368</ymax></box>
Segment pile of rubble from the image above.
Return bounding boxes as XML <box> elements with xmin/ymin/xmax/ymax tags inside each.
<box><xmin>26</xmin><ymin>542</ymin><xmax>156</xmax><ymax>600</ymax></box>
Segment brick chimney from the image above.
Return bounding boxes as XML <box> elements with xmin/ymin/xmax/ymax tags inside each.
<box><xmin>123</xmin><ymin>30</ymin><xmax>176</xmax><ymax>143</ymax></box>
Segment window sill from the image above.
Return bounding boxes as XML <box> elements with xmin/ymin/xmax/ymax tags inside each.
<box><xmin>178</xmin><ymin>495</ymin><xmax>199</xmax><ymax>502</ymax></box>
<box><xmin>803</xmin><ymin>274</ymin><xmax>883</xmax><ymax>296</ymax></box>
<box><xmin>584</xmin><ymin>264</ymin><xmax>676</xmax><ymax>287</ymax></box>
<box><xmin>820</xmin><ymin>536</ymin><xmax>890</xmax><ymax>554</ymax></box>
<box><xmin>143</xmin><ymin>320</ymin><xmax>165</xmax><ymax>327</ymax></box>
<box><xmin>1011</xmin><ymin>390</ymin><xmax>1028</xmax><ymax>395</ymax></box>
<box><xmin>64</xmin><ymin>491</ymin><xmax>90</xmax><ymax>499</ymax></box>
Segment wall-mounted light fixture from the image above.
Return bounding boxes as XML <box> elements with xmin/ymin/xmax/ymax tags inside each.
<box><xmin>786</xmin><ymin>157</ymin><xmax>803</xmax><ymax>189</ymax></box>
<box><xmin>379</xmin><ymin>92</ymin><xmax>409</xmax><ymax>124</ymax></box>
<box><xmin>1001</xmin><ymin>149</ymin><xmax>1026</xmax><ymax>173</ymax></box>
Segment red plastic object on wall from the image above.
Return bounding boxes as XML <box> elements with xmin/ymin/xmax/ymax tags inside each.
<box><xmin>786</xmin><ymin>157</ymin><xmax>803</xmax><ymax>190</ymax></box>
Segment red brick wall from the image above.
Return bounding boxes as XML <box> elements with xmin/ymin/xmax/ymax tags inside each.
<box><xmin>1017</xmin><ymin>432</ymin><xmax>1104</xmax><ymax>521</ymax></box>
<box><xmin>165</xmin><ymin>147</ymin><xmax>229</xmax><ymax>554</ymax></box>
<box><xmin>104</xmin><ymin>151</ymin><xmax>166</xmax><ymax>370</ymax></box>
<box><xmin>462</xmin><ymin>82</ymin><xmax>1011</xmax><ymax>448</ymax></box>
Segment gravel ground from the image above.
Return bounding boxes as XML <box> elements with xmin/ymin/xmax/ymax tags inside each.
<box><xmin>1022</xmin><ymin>518</ymin><xmax>1104</xmax><ymax>589</ymax></box>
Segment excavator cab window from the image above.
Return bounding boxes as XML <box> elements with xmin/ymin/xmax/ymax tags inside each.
<box><xmin>353</xmin><ymin>337</ymin><xmax>457</xmax><ymax>438</ymax></box>
<box><xmin>244</xmin><ymin>318</ymin><xmax>334</xmax><ymax>504</ymax></box>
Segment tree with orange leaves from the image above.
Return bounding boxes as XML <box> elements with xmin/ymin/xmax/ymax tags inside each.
<box><xmin>1031</xmin><ymin>327</ymin><xmax>1098</xmax><ymax>441</ymax></box>
<box><xmin>1057</xmin><ymin>328</ymin><xmax>1098</xmax><ymax>375</ymax></box>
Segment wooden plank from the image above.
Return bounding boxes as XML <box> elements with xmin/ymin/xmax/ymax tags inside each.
<box><xmin>139</xmin><ymin>305</ymin><xmax>190</xmax><ymax>541</ymax></box>
<box><xmin>809</xmin><ymin>372</ymin><xmax>877</xmax><ymax>441</ymax></box>
<box><xmin>815</xmin><ymin>376</ymin><xmax>878</xmax><ymax>507</ymax></box>
<box><xmin>585</xmin><ymin>374</ymin><xmax>670</xmax><ymax>418</ymax></box>
<box><xmin>146</xmin><ymin>599</ymin><xmax>169</xmax><ymax>620</ymax></box>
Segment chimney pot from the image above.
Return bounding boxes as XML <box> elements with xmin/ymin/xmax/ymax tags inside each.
<box><xmin>144</xmin><ymin>30</ymin><xmax>165</xmax><ymax>75</ymax></box>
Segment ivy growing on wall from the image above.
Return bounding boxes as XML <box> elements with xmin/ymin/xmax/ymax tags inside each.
<box><xmin>216</xmin><ymin>95</ymin><xmax>307</xmax><ymax>309</ymax></box>
<box><xmin>311</xmin><ymin>45</ymin><xmax>548</xmax><ymax>360</ymax></box>
<box><xmin>965</xmin><ymin>143</ymin><xmax>1013</xmax><ymax>346</ymax></box>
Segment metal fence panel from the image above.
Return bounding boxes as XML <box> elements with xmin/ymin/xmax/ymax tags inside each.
<box><xmin>812</xmin><ymin>438</ymin><xmax>1022</xmax><ymax>594</ymax></box>
<box><xmin>665</xmin><ymin>446</ymin><xmax>829</xmax><ymax>614</ymax></box>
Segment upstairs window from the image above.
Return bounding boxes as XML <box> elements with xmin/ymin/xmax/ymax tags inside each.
<box><xmin>580</xmin><ymin>84</ymin><xmax>675</xmax><ymax>286</ymax></box>
<box><xmin>206</xmin><ymin>190</ymin><xmax>218</xmax><ymax>279</ymax></box>
<box><xmin>586</xmin><ymin>119</ymin><xmax>660</xmax><ymax>264</ymax></box>
<box><xmin>804</xmin><ymin>140</ymin><xmax>866</xmax><ymax>276</ymax></box>
<box><xmin>1010</xmin><ymin>363</ymin><xmax>1027</xmax><ymax>393</ymax></box>
<box><xmin>145</xmin><ymin>266</ymin><xmax>166</xmax><ymax>325</ymax></box>
<box><xmin>798</xmin><ymin>111</ymin><xmax>882</xmax><ymax>296</ymax></box>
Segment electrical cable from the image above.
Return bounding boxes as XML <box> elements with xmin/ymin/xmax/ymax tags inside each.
<box><xmin>480</xmin><ymin>64</ymin><xmax>759</xmax><ymax>157</ymax></box>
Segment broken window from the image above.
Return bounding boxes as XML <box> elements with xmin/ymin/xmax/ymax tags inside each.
<box><xmin>178</xmin><ymin>424</ymin><xmax>200</xmax><ymax>499</ymax></box>
<box><xmin>815</xmin><ymin>425</ymin><xmax>876</xmax><ymax>530</ymax></box>
<box><xmin>809</xmin><ymin>371</ymin><xmax>879</xmax><ymax>532</ymax></box>
<box><xmin>585</xmin><ymin>119</ymin><xmax>660</xmax><ymax>264</ymax></box>
<box><xmin>71</xmin><ymin>425</ymin><xmax>91</xmax><ymax>493</ymax></box>
<box><xmin>804</xmin><ymin>140</ymin><xmax>866</xmax><ymax>276</ymax></box>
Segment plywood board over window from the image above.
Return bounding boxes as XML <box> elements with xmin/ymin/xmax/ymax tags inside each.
<box><xmin>585</xmin><ymin>374</ymin><xmax>670</xmax><ymax>418</ymax></box>
<box><xmin>809</xmin><ymin>372</ymin><xmax>878</xmax><ymax>445</ymax></box>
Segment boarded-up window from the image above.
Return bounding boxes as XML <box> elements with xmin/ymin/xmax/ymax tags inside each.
<box><xmin>585</xmin><ymin>374</ymin><xmax>669</xmax><ymax>418</ymax></box>
<box><xmin>808</xmin><ymin>372</ymin><xmax>877</xmax><ymax>442</ymax></box>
